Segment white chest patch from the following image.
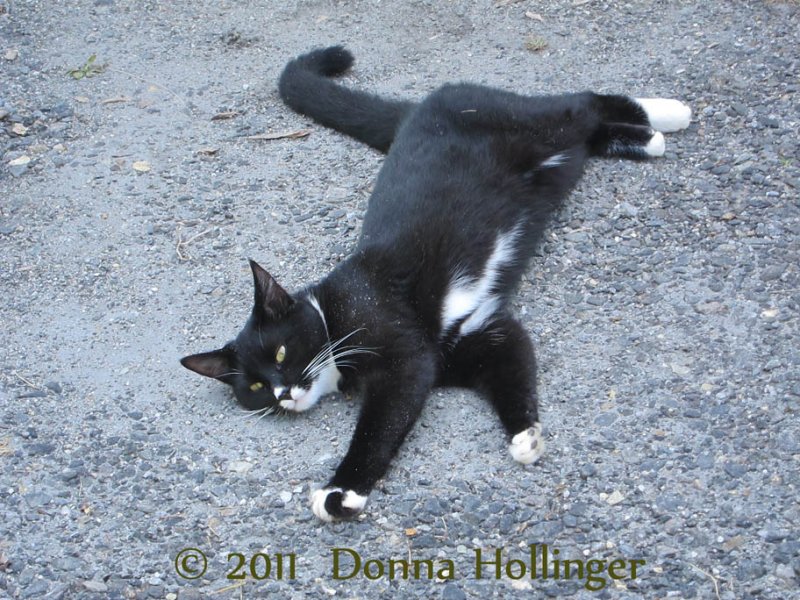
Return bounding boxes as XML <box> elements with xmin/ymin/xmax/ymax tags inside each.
<box><xmin>441</xmin><ymin>225</ymin><xmax>521</xmax><ymax>338</ymax></box>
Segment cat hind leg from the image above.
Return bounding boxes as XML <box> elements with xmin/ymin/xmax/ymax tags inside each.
<box><xmin>443</xmin><ymin>315</ymin><xmax>545</xmax><ymax>465</ymax></box>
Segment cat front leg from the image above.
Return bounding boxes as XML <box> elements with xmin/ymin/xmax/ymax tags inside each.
<box><xmin>311</xmin><ymin>354</ymin><xmax>436</xmax><ymax>522</ymax></box>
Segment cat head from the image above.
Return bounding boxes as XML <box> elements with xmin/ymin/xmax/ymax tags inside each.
<box><xmin>181</xmin><ymin>260</ymin><xmax>334</xmax><ymax>413</ymax></box>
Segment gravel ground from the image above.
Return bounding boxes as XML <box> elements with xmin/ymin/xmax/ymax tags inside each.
<box><xmin>1</xmin><ymin>1</ymin><xmax>799</xmax><ymax>599</ymax></box>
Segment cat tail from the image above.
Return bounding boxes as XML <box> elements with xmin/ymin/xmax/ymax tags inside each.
<box><xmin>278</xmin><ymin>46</ymin><xmax>416</xmax><ymax>153</ymax></box>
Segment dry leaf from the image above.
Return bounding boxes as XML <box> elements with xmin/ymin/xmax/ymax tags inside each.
<box><xmin>404</xmin><ymin>528</ymin><xmax>418</xmax><ymax>537</ymax></box>
<box><xmin>8</xmin><ymin>155</ymin><xmax>30</xmax><ymax>166</ymax></box>
<box><xmin>11</xmin><ymin>123</ymin><xmax>28</xmax><ymax>136</ymax></box>
<box><xmin>5</xmin><ymin>48</ymin><xmax>19</xmax><ymax>61</ymax></box>
<box><xmin>211</xmin><ymin>111</ymin><xmax>240</xmax><ymax>121</ymax></box>
<box><xmin>245</xmin><ymin>129</ymin><xmax>312</xmax><ymax>141</ymax></box>
<box><xmin>196</xmin><ymin>147</ymin><xmax>219</xmax><ymax>156</ymax></box>
<box><xmin>101</xmin><ymin>96</ymin><xmax>129</xmax><ymax>105</ymax></box>
<box><xmin>525</xmin><ymin>11</ymin><xmax>545</xmax><ymax>21</ymax></box>
<box><xmin>132</xmin><ymin>161</ymin><xmax>151</xmax><ymax>172</ymax></box>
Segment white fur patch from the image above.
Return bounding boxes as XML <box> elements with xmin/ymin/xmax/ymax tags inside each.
<box><xmin>280</xmin><ymin>361</ymin><xmax>341</xmax><ymax>413</ymax></box>
<box><xmin>635</xmin><ymin>98</ymin><xmax>692</xmax><ymax>133</ymax></box>
<box><xmin>311</xmin><ymin>487</ymin><xmax>368</xmax><ymax>522</ymax></box>
<box><xmin>509</xmin><ymin>423</ymin><xmax>545</xmax><ymax>464</ymax></box>
<box><xmin>441</xmin><ymin>225</ymin><xmax>522</xmax><ymax>337</ymax></box>
<box><xmin>307</xmin><ymin>293</ymin><xmax>329</xmax><ymax>336</ymax></box>
<box><xmin>541</xmin><ymin>152</ymin><xmax>568</xmax><ymax>168</ymax></box>
<box><xmin>645</xmin><ymin>131</ymin><xmax>666</xmax><ymax>157</ymax></box>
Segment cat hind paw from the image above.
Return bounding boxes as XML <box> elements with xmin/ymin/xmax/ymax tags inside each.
<box><xmin>509</xmin><ymin>423</ymin><xmax>545</xmax><ymax>465</ymax></box>
<box><xmin>635</xmin><ymin>98</ymin><xmax>692</xmax><ymax>133</ymax></box>
<box><xmin>311</xmin><ymin>487</ymin><xmax>368</xmax><ymax>522</ymax></box>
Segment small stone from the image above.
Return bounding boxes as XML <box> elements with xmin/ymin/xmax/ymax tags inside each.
<box><xmin>82</xmin><ymin>581</ymin><xmax>108</xmax><ymax>593</ymax></box>
<box><xmin>723</xmin><ymin>462</ymin><xmax>747</xmax><ymax>478</ymax></box>
<box><xmin>606</xmin><ymin>490</ymin><xmax>625</xmax><ymax>506</ymax></box>
<box><xmin>694</xmin><ymin>301</ymin><xmax>726</xmax><ymax>315</ymax></box>
<box><xmin>28</xmin><ymin>442</ymin><xmax>55</xmax><ymax>455</ymax></box>
<box><xmin>279</xmin><ymin>491</ymin><xmax>292</xmax><ymax>504</ymax></box>
<box><xmin>763</xmin><ymin>530</ymin><xmax>788</xmax><ymax>543</ymax></box>
<box><xmin>775</xmin><ymin>564</ymin><xmax>795</xmax><ymax>580</ymax></box>
<box><xmin>44</xmin><ymin>381</ymin><xmax>62</xmax><ymax>394</ymax></box>
<box><xmin>228</xmin><ymin>460</ymin><xmax>253</xmax><ymax>474</ymax></box>
<box><xmin>594</xmin><ymin>412</ymin><xmax>617</xmax><ymax>426</ymax></box>
<box><xmin>442</xmin><ymin>583</ymin><xmax>467</xmax><ymax>600</ymax></box>
<box><xmin>760</xmin><ymin>264</ymin><xmax>786</xmax><ymax>282</ymax></box>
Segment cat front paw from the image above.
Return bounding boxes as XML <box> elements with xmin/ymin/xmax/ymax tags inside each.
<box><xmin>311</xmin><ymin>487</ymin><xmax>368</xmax><ymax>522</ymax></box>
<box><xmin>509</xmin><ymin>423</ymin><xmax>545</xmax><ymax>464</ymax></box>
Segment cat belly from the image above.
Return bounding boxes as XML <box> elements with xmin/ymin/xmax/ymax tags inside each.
<box><xmin>440</xmin><ymin>225</ymin><xmax>522</xmax><ymax>338</ymax></box>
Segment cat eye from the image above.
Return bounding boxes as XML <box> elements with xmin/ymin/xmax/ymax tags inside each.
<box><xmin>275</xmin><ymin>345</ymin><xmax>286</xmax><ymax>364</ymax></box>
<box><xmin>249</xmin><ymin>382</ymin><xmax>264</xmax><ymax>392</ymax></box>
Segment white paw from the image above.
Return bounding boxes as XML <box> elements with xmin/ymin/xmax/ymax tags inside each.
<box><xmin>635</xmin><ymin>98</ymin><xmax>692</xmax><ymax>133</ymax></box>
<box><xmin>311</xmin><ymin>487</ymin><xmax>368</xmax><ymax>522</ymax></box>
<box><xmin>509</xmin><ymin>423</ymin><xmax>545</xmax><ymax>465</ymax></box>
<box><xmin>645</xmin><ymin>131</ymin><xmax>666</xmax><ymax>157</ymax></box>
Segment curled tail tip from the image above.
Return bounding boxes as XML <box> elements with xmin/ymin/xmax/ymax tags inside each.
<box><xmin>318</xmin><ymin>45</ymin><xmax>354</xmax><ymax>76</ymax></box>
<box><xmin>293</xmin><ymin>45</ymin><xmax>354</xmax><ymax>77</ymax></box>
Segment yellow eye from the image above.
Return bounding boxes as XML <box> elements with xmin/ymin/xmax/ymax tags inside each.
<box><xmin>249</xmin><ymin>382</ymin><xmax>264</xmax><ymax>392</ymax></box>
<box><xmin>275</xmin><ymin>345</ymin><xmax>286</xmax><ymax>364</ymax></box>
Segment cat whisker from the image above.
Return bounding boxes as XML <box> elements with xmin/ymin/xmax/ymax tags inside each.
<box><xmin>238</xmin><ymin>406</ymin><xmax>270</xmax><ymax>420</ymax></box>
<box><xmin>302</xmin><ymin>328</ymin><xmax>374</xmax><ymax>378</ymax></box>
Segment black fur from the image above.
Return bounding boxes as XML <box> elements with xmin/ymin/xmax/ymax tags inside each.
<box><xmin>182</xmin><ymin>46</ymin><xmax>672</xmax><ymax>520</ymax></box>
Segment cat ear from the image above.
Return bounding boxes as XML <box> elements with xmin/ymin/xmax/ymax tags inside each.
<box><xmin>249</xmin><ymin>259</ymin><xmax>293</xmax><ymax>319</ymax></box>
<box><xmin>180</xmin><ymin>349</ymin><xmax>234</xmax><ymax>382</ymax></box>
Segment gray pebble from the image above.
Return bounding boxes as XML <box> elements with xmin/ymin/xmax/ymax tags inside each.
<box><xmin>441</xmin><ymin>584</ymin><xmax>467</xmax><ymax>600</ymax></box>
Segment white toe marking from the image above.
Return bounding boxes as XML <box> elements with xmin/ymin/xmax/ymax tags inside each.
<box><xmin>311</xmin><ymin>487</ymin><xmax>367</xmax><ymax>522</ymax></box>
<box><xmin>311</xmin><ymin>487</ymin><xmax>339</xmax><ymax>522</ymax></box>
<box><xmin>509</xmin><ymin>423</ymin><xmax>545</xmax><ymax>465</ymax></box>
<box><xmin>645</xmin><ymin>131</ymin><xmax>666</xmax><ymax>157</ymax></box>
<box><xmin>441</xmin><ymin>224</ymin><xmax>522</xmax><ymax>337</ymax></box>
<box><xmin>341</xmin><ymin>490</ymin><xmax>368</xmax><ymax>511</ymax></box>
<box><xmin>635</xmin><ymin>98</ymin><xmax>692</xmax><ymax>133</ymax></box>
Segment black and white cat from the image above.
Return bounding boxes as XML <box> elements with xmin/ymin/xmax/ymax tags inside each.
<box><xmin>181</xmin><ymin>46</ymin><xmax>691</xmax><ymax>522</ymax></box>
